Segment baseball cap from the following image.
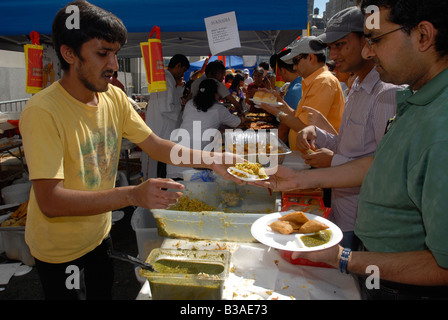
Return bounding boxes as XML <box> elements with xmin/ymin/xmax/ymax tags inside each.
<box><xmin>243</xmin><ymin>68</ymin><xmax>250</xmax><ymax>75</ymax></box>
<box><xmin>310</xmin><ymin>6</ymin><xmax>365</xmax><ymax>51</ymax></box>
<box><xmin>280</xmin><ymin>36</ymin><xmax>325</xmax><ymax>64</ymax></box>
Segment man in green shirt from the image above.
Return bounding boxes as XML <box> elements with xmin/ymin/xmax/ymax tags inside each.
<box><xmin>252</xmin><ymin>0</ymin><xmax>448</xmax><ymax>299</ymax></box>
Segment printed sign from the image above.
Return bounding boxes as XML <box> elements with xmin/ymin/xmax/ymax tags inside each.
<box><xmin>205</xmin><ymin>11</ymin><xmax>241</xmax><ymax>56</ymax></box>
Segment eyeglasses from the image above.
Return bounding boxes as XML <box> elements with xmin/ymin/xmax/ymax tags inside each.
<box><xmin>292</xmin><ymin>54</ymin><xmax>307</xmax><ymax>65</ymax></box>
<box><xmin>365</xmin><ymin>26</ymin><xmax>406</xmax><ymax>48</ymax></box>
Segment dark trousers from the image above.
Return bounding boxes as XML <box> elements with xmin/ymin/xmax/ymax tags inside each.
<box><xmin>157</xmin><ymin>161</ymin><xmax>166</xmax><ymax>178</ymax></box>
<box><xmin>35</xmin><ymin>236</ymin><xmax>114</xmax><ymax>300</ymax></box>
<box><xmin>358</xmin><ymin>276</ymin><xmax>448</xmax><ymax>300</ymax></box>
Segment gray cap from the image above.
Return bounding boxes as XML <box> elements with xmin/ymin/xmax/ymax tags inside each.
<box><xmin>310</xmin><ymin>6</ymin><xmax>364</xmax><ymax>51</ymax></box>
<box><xmin>280</xmin><ymin>36</ymin><xmax>325</xmax><ymax>63</ymax></box>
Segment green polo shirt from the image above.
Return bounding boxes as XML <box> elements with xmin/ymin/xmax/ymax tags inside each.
<box><xmin>355</xmin><ymin>67</ymin><xmax>448</xmax><ymax>268</ymax></box>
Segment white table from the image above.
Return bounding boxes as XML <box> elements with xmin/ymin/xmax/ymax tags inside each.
<box><xmin>136</xmin><ymin>239</ymin><xmax>361</xmax><ymax>300</ymax></box>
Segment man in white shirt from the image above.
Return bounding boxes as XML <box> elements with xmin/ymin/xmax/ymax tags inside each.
<box><xmin>243</xmin><ymin>68</ymin><xmax>253</xmax><ymax>86</ymax></box>
<box><xmin>142</xmin><ymin>54</ymin><xmax>190</xmax><ymax>179</ymax></box>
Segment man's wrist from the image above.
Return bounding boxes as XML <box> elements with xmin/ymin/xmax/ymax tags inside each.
<box><xmin>276</xmin><ymin>111</ymin><xmax>286</xmax><ymax>122</ymax></box>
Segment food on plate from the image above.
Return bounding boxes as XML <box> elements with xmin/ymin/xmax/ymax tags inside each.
<box><xmin>300</xmin><ymin>230</ymin><xmax>332</xmax><ymax>247</ymax></box>
<box><xmin>297</xmin><ymin>219</ymin><xmax>329</xmax><ymax>234</ymax></box>
<box><xmin>269</xmin><ymin>220</ymin><xmax>294</xmax><ymax>235</ymax></box>
<box><xmin>269</xmin><ymin>211</ymin><xmax>329</xmax><ymax>235</ymax></box>
<box><xmin>249</xmin><ymin>122</ymin><xmax>276</xmax><ymax>130</ymax></box>
<box><xmin>245</xmin><ymin>112</ymin><xmax>269</xmax><ymax>118</ymax></box>
<box><xmin>229</xmin><ymin>162</ymin><xmax>268</xmax><ymax>180</ymax></box>
<box><xmin>1</xmin><ymin>200</ymin><xmax>28</xmax><ymax>227</ymax></box>
<box><xmin>279</xmin><ymin>211</ymin><xmax>309</xmax><ymax>225</ymax></box>
<box><xmin>253</xmin><ymin>91</ymin><xmax>277</xmax><ymax>104</ymax></box>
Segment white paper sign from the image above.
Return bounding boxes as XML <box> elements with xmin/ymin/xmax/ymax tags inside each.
<box><xmin>204</xmin><ymin>11</ymin><xmax>241</xmax><ymax>56</ymax></box>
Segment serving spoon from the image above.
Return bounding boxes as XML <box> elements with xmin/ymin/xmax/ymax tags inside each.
<box><xmin>108</xmin><ymin>250</ymin><xmax>156</xmax><ymax>272</ymax></box>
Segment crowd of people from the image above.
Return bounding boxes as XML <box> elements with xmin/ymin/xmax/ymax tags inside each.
<box><xmin>17</xmin><ymin>0</ymin><xmax>448</xmax><ymax>300</ymax></box>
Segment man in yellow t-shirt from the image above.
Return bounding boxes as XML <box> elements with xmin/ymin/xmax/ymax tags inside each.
<box><xmin>20</xmin><ymin>1</ymin><xmax>239</xmax><ymax>300</ymax></box>
<box><xmin>259</xmin><ymin>36</ymin><xmax>345</xmax><ymax>151</ymax></box>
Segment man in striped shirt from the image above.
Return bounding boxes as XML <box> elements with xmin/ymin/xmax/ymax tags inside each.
<box><xmin>297</xmin><ymin>7</ymin><xmax>402</xmax><ymax>249</ymax></box>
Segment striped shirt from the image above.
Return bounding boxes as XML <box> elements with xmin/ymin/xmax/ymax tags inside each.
<box><xmin>315</xmin><ymin>67</ymin><xmax>401</xmax><ymax>232</ymax></box>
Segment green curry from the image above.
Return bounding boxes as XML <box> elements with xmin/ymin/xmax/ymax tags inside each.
<box><xmin>300</xmin><ymin>229</ymin><xmax>332</xmax><ymax>247</ymax></box>
<box><xmin>153</xmin><ymin>259</ymin><xmax>224</xmax><ymax>275</ymax></box>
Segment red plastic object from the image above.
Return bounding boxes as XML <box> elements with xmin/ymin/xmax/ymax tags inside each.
<box><xmin>281</xmin><ymin>250</ymin><xmax>334</xmax><ymax>269</ymax></box>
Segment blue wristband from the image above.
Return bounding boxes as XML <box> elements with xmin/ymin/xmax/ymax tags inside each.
<box><xmin>339</xmin><ymin>248</ymin><xmax>351</xmax><ymax>274</ymax></box>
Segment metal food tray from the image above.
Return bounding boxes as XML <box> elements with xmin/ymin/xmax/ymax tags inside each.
<box><xmin>150</xmin><ymin>181</ymin><xmax>282</xmax><ymax>242</ymax></box>
<box><xmin>222</xmin><ymin>130</ymin><xmax>291</xmax><ymax>165</ymax></box>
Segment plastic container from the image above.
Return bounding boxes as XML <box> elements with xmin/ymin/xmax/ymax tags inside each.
<box><xmin>1</xmin><ymin>182</ymin><xmax>31</xmax><ymax>204</ymax></box>
<box><xmin>131</xmin><ymin>207</ymin><xmax>165</xmax><ymax>261</ymax></box>
<box><xmin>0</xmin><ymin>228</ymin><xmax>35</xmax><ymax>266</ymax></box>
<box><xmin>149</xmin><ymin>181</ymin><xmax>281</xmax><ymax>242</ymax></box>
<box><xmin>281</xmin><ymin>193</ymin><xmax>331</xmax><ymax>218</ymax></box>
<box><xmin>140</xmin><ymin>248</ymin><xmax>230</xmax><ymax>300</ymax></box>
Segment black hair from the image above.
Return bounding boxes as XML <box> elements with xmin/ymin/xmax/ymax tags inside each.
<box><xmin>259</xmin><ymin>61</ymin><xmax>270</xmax><ymax>71</ymax></box>
<box><xmin>168</xmin><ymin>54</ymin><xmax>190</xmax><ymax>69</ymax></box>
<box><xmin>360</xmin><ymin>0</ymin><xmax>448</xmax><ymax>56</ymax></box>
<box><xmin>315</xmin><ymin>53</ymin><xmax>327</xmax><ymax>63</ymax></box>
<box><xmin>229</xmin><ymin>74</ymin><xmax>244</xmax><ymax>91</ymax></box>
<box><xmin>205</xmin><ymin>60</ymin><xmax>226</xmax><ymax>78</ymax></box>
<box><xmin>270</xmin><ymin>52</ymin><xmax>295</xmax><ymax>73</ymax></box>
<box><xmin>252</xmin><ymin>67</ymin><xmax>264</xmax><ymax>76</ymax></box>
<box><xmin>193</xmin><ymin>79</ymin><xmax>218</xmax><ymax>112</ymax></box>
<box><xmin>52</xmin><ymin>1</ymin><xmax>127</xmax><ymax>71</ymax></box>
<box><xmin>225</xmin><ymin>73</ymin><xmax>234</xmax><ymax>83</ymax></box>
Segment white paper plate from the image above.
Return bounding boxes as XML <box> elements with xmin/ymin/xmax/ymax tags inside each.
<box><xmin>227</xmin><ymin>167</ymin><xmax>269</xmax><ymax>182</ymax></box>
<box><xmin>251</xmin><ymin>211</ymin><xmax>343</xmax><ymax>252</ymax></box>
<box><xmin>250</xmin><ymin>98</ymin><xmax>283</xmax><ymax>108</ymax></box>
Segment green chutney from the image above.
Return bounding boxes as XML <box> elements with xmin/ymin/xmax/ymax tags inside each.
<box><xmin>300</xmin><ymin>229</ymin><xmax>332</xmax><ymax>247</ymax></box>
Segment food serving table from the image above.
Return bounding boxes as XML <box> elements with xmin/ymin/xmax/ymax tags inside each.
<box><xmin>135</xmin><ymin>238</ymin><xmax>361</xmax><ymax>300</ymax></box>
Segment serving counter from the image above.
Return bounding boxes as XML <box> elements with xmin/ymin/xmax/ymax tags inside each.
<box><xmin>134</xmin><ymin>152</ymin><xmax>362</xmax><ymax>300</ymax></box>
<box><xmin>136</xmin><ymin>239</ymin><xmax>361</xmax><ymax>300</ymax></box>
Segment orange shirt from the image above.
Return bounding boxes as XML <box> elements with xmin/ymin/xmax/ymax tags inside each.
<box><xmin>289</xmin><ymin>66</ymin><xmax>345</xmax><ymax>150</ymax></box>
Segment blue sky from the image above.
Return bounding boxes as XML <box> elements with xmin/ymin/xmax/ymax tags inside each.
<box><xmin>314</xmin><ymin>0</ymin><xmax>328</xmax><ymax>14</ymax></box>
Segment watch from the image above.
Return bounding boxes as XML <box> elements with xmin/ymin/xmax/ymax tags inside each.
<box><xmin>276</xmin><ymin>111</ymin><xmax>286</xmax><ymax>122</ymax></box>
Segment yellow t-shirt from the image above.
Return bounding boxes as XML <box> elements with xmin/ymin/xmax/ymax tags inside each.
<box><xmin>19</xmin><ymin>82</ymin><xmax>152</xmax><ymax>263</ymax></box>
<box><xmin>288</xmin><ymin>66</ymin><xmax>345</xmax><ymax>150</ymax></box>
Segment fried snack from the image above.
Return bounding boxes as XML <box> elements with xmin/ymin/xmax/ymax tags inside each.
<box><xmin>279</xmin><ymin>211</ymin><xmax>309</xmax><ymax>225</ymax></box>
<box><xmin>1</xmin><ymin>200</ymin><xmax>29</xmax><ymax>227</ymax></box>
<box><xmin>298</xmin><ymin>219</ymin><xmax>329</xmax><ymax>234</ymax></box>
<box><xmin>230</xmin><ymin>143</ymin><xmax>280</xmax><ymax>155</ymax></box>
<box><xmin>249</xmin><ymin>122</ymin><xmax>276</xmax><ymax>130</ymax></box>
<box><xmin>306</xmin><ymin>149</ymin><xmax>315</xmax><ymax>155</ymax></box>
<box><xmin>269</xmin><ymin>220</ymin><xmax>294</xmax><ymax>235</ymax></box>
<box><xmin>269</xmin><ymin>211</ymin><xmax>329</xmax><ymax>235</ymax></box>
<box><xmin>253</xmin><ymin>91</ymin><xmax>277</xmax><ymax>104</ymax></box>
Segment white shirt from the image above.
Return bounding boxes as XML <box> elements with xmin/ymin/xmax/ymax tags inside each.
<box><xmin>166</xmin><ymin>99</ymin><xmax>241</xmax><ymax>179</ymax></box>
<box><xmin>141</xmin><ymin>70</ymin><xmax>182</xmax><ymax>179</ymax></box>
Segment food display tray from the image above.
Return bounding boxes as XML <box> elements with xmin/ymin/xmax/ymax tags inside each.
<box><xmin>222</xmin><ymin>130</ymin><xmax>291</xmax><ymax>165</ymax></box>
<box><xmin>150</xmin><ymin>181</ymin><xmax>282</xmax><ymax>242</ymax></box>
